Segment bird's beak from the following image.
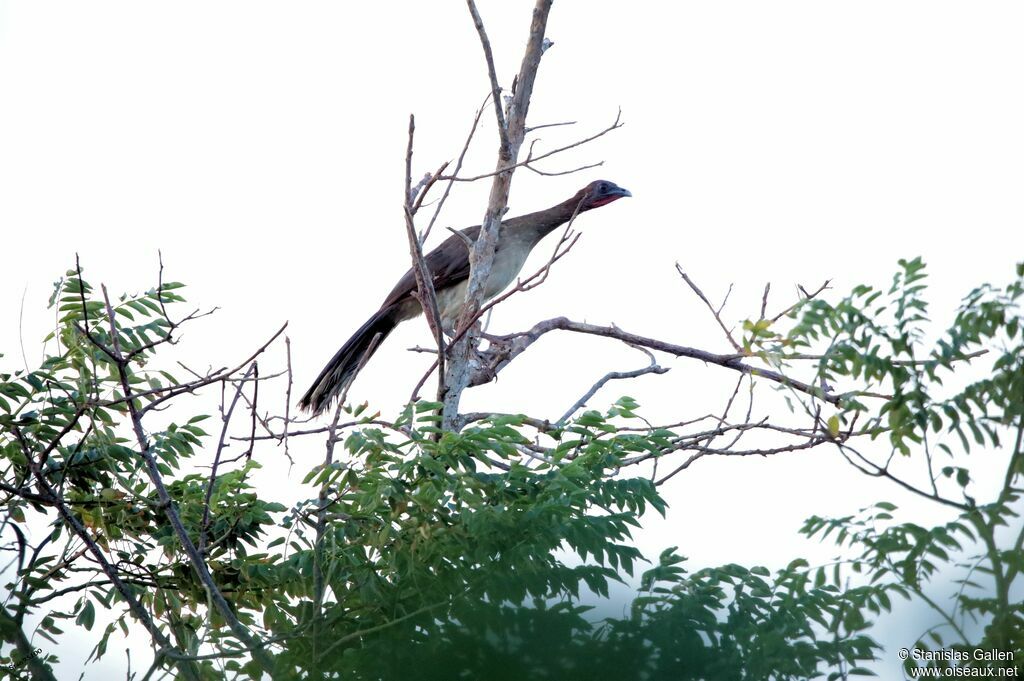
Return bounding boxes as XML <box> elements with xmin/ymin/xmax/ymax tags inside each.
<box><xmin>617</xmin><ymin>187</ymin><xmax>633</xmax><ymax>198</ymax></box>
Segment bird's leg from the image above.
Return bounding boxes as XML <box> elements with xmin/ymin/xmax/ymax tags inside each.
<box><xmin>446</xmin><ymin>318</ymin><xmax>496</xmax><ymax>359</ymax></box>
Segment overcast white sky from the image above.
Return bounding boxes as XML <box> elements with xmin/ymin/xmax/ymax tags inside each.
<box><xmin>1</xmin><ymin>1</ymin><xmax>1022</xmax><ymax>678</ymax></box>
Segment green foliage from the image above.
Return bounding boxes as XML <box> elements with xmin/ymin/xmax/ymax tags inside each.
<box><xmin>3</xmin><ymin>259</ymin><xmax>1022</xmax><ymax>679</ymax></box>
<box><xmin>785</xmin><ymin>258</ymin><xmax>1023</xmax><ymax>458</ymax></box>
<box><xmin>785</xmin><ymin>261</ymin><xmax>1024</xmax><ymax>674</ymax></box>
<box><xmin>802</xmin><ymin>497</ymin><xmax>1023</xmax><ymax>674</ymax></box>
<box><xmin>257</xmin><ymin>407</ymin><xmax>883</xmax><ymax>679</ymax></box>
<box><xmin>0</xmin><ymin>269</ymin><xmax>281</xmax><ymax>678</ymax></box>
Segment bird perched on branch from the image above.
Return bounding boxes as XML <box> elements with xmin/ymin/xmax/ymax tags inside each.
<box><xmin>299</xmin><ymin>179</ymin><xmax>631</xmax><ymax>415</ymax></box>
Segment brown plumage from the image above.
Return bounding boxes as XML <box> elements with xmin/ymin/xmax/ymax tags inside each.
<box><xmin>299</xmin><ymin>180</ymin><xmax>631</xmax><ymax>415</ymax></box>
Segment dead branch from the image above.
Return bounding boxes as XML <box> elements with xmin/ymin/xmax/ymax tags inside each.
<box><xmin>423</xmin><ymin>92</ymin><xmax>491</xmax><ymax>242</ymax></box>
<box><xmin>676</xmin><ymin>264</ymin><xmax>742</xmax><ymax>352</ymax></box>
<box><xmin>232</xmin><ymin>419</ymin><xmax>413</xmax><ymax>443</ymax></box>
<box><xmin>525</xmin><ymin>159</ymin><xmax>604</xmax><ymax>177</ymax></box>
<box><xmin>488</xmin><ymin>317</ymin><xmax>843</xmax><ymax>405</ymax></box>
<box><xmin>403</xmin><ymin>115</ymin><xmax>447</xmax><ymax>402</ymax></box>
<box><xmin>283</xmin><ymin>336</ymin><xmax>294</xmax><ymax>465</ymax></box>
<box><xmin>443</xmin><ymin>0</ymin><xmax>555</xmax><ymax>431</ymax></box>
<box><xmin>465</xmin><ymin>0</ymin><xmax>509</xmax><ymax>152</ymax></box>
<box><xmin>440</xmin><ymin>110</ymin><xmax>622</xmax><ymax>183</ymax></box>
<box><xmin>99</xmin><ymin>322</ymin><xmax>287</xmax><ymax>416</ymax></box>
<box><xmin>655</xmin><ymin>435</ymin><xmax>831</xmax><ymax>486</ymax></box>
<box><xmin>522</xmin><ymin>137</ymin><xmax>604</xmax><ymax>177</ymax></box>
<box><xmin>525</xmin><ymin>120</ymin><xmax>577</xmax><ymax>134</ymax></box>
<box><xmin>557</xmin><ymin>357</ymin><xmax>669</xmax><ymax>426</ymax></box>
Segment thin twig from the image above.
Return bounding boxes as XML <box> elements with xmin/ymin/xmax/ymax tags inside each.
<box><xmin>557</xmin><ymin>359</ymin><xmax>669</xmax><ymax>426</ymax></box>
<box><xmin>404</xmin><ymin>114</ymin><xmax>447</xmax><ymax>404</ymax></box>
<box><xmin>423</xmin><ymin>92</ymin><xmax>491</xmax><ymax>242</ymax></box>
<box><xmin>440</xmin><ymin>111</ymin><xmax>622</xmax><ymax>183</ymax></box>
<box><xmin>492</xmin><ymin>317</ymin><xmax>843</xmax><ymax>405</ymax></box>
<box><xmin>771</xmin><ymin>280</ymin><xmax>831</xmax><ymax>322</ymax></box>
<box><xmin>199</xmin><ymin>363</ymin><xmax>256</xmax><ymax>555</ymax></box>
<box><xmin>283</xmin><ymin>336</ymin><xmax>294</xmax><ymax>465</ymax></box>
<box><xmin>525</xmin><ymin>120</ymin><xmax>576</xmax><ymax>133</ymax></box>
<box><xmin>132</xmin><ymin>323</ymin><xmax>287</xmax><ymax>416</ymax></box>
<box><xmin>526</xmin><ymin>159</ymin><xmax>604</xmax><ymax>177</ymax></box>
<box><xmin>466</xmin><ymin>0</ymin><xmax>509</xmax><ymax>151</ymax></box>
<box><xmin>656</xmin><ymin>435</ymin><xmax>829</xmax><ymax>486</ymax></box>
<box><xmin>676</xmin><ymin>264</ymin><xmax>742</xmax><ymax>352</ymax></box>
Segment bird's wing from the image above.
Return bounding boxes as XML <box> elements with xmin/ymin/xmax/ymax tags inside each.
<box><xmin>379</xmin><ymin>225</ymin><xmax>481</xmax><ymax>309</ymax></box>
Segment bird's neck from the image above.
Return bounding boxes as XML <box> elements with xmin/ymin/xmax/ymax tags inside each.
<box><xmin>504</xmin><ymin>193</ymin><xmax>586</xmax><ymax>242</ymax></box>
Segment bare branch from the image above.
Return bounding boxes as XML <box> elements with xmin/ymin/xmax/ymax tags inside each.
<box><xmin>409</xmin><ymin>162</ymin><xmax>450</xmax><ymax>216</ymax></box>
<box><xmin>440</xmin><ymin>111</ymin><xmax>622</xmax><ymax>183</ymax></box>
<box><xmin>283</xmin><ymin>336</ymin><xmax>294</xmax><ymax>465</ymax></box>
<box><xmin>655</xmin><ymin>435</ymin><xmax>830</xmax><ymax>486</ymax></box>
<box><xmin>525</xmin><ymin>120</ymin><xmax>577</xmax><ymax>133</ymax></box>
<box><xmin>557</xmin><ymin>360</ymin><xmax>669</xmax><ymax>426</ymax></box>
<box><xmin>466</xmin><ymin>0</ymin><xmax>509</xmax><ymax>151</ymax></box>
<box><xmin>526</xmin><ymin>159</ymin><xmax>604</xmax><ymax>177</ymax></box>
<box><xmin>835</xmin><ymin>441</ymin><xmax>971</xmax><ymax>512</ymax></box>
<box><xmin>489</xmin><ymin>317</ymin><xmax>843</xmax><ymax>406</ymax></box>
<box><xmin>676</xmin><ymin>264</ymin><xmax>742</xmax><ymax>352</ymax></box>
<box><xmin>759</xmin><ymin>282</ymin><xmax>771</xmax><ymax>319</ymax></box>
<box><xmin>129</xmin><ymin>322</ymin><xmax>287</xmax><ymax>416</ymax></box>
<box><xmin>233</xmin><ymin>418</ymin><xmax>412</xmax><ymax>443</ymax></box>
<box><xmin>443</xmin><ymin>0</ymin><xmax>555</xmax><ymax>430</ymax></box>
<box><xmin>403</xmin><ymin>115</ymin><xmax>447</xmax><ymax>401</ymax></box>
<box><xmin>770</xmin><ymin>280</ymin><xmax>831</xmax><ymax>322</ymax></box>
<box><xmin>446</xmin><ymin>226</ymin><xmax>476</xmax><ymax>250</ymax></box>
<box><xmin>410</xmin><ymin>356</ymin><xmax>440</xmax><ymax>404</ymax></box>
<box><xmin>407</xmin><ymin>172</ymin><xmax>431</xmax><ymax>208</ymax></box>
<box><xmin>423</xmin><ymin>92</ymin><xmax>491</xmax><ymax>242</ymax></box>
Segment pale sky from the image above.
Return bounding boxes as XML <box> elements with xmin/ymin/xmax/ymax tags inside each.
<box><xmin>1</xmin><ymin>2</ymin><xmax>1022</xmax><ymax>678</ymax></box>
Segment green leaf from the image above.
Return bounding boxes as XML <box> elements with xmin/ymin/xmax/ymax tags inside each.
<box><xmin>827</xmin><ymin>415</ymin><xmax>840</xmax><ymax>437</ymax></box>
<box><xmin>76</xmin><ymin>599</ymin><xmax>96</xmax><ymax>631</ymax></box>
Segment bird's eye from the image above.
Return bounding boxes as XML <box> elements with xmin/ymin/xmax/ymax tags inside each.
<box><xmin>599</xmin><ymin>183</ymin><xmax>609</xmax><ymax>193</ymax></box>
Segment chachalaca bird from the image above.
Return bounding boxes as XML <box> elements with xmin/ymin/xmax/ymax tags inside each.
<box><xmin>299</xmin><ymin>179</ymin><xmax>631</xmax><ymax>415</ymax></box>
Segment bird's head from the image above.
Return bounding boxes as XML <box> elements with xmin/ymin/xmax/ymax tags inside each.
<box><xmin>576</xmin><ymin>179</ymin><xmax>632</xmax><ymax>211</ymax></box>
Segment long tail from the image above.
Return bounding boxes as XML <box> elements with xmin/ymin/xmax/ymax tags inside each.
<box><xmin>299</xmin><ymin>307</ymin><xmax>398</xmax><ymax>415</ymax></box>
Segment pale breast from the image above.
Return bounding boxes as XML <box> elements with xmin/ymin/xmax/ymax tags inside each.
<box><xmin>437</xmin><ymin>234</ymin><xmax>535</xmax><ymax>329</ymax></box>
<box><xmin>436</xmin><ymin>279</ymin><xmax>470</xmax><ymax>330</ymax></box>
<box><xmin>396</xmin><ymin>229</ymin><xmax>538</xmax><ymax>332</ymax></box>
